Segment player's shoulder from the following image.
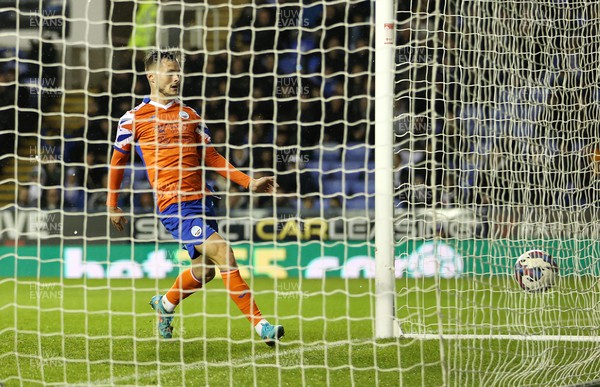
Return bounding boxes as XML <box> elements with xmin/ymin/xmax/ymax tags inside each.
<box><xmin>117</xmin><ymin>110</ymin><xmax>134</xmax><ymax>129</ymax></box>
<box><xmin>177</xmin><ymin>102</ymin><xmax>201</xmax><ymax>120</ymax></box>
<box><xmin>133</xmin><ymin>97</ymin><xmax>155</xmax><ymax>116</ymax></box>
<box><xmin>118</xmin><ymin>97</ymin><xmax>151</xmax><ymax>121</ymax></box>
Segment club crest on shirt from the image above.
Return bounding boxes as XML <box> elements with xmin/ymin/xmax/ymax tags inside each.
<box><xmin>191</xmin><ymin>225</ymin><xmax>202</xmax><ymax>237</ymax></box>
<box><xmin>179</xmin><ymin>111</ymin><xmax>190</xmax><ymax>119</ymax></box>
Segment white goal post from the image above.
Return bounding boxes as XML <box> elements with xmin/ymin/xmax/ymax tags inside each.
<box><xmin>374</xmin><ymin>0</ymin><xmax>398</xmax><ymax>339</ymax></box>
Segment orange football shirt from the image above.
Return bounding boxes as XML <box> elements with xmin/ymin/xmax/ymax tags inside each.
<box><xmin>107</xmin><ymin>97</ymin><xmax>251</xmax><ymax>212</ymax></box>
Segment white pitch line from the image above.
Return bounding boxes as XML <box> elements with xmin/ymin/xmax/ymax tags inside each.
<box><xmin>402</xmin><ymin>333</ymin><xmax>600</xmax><ymax>342</ymax></box>
<box><xmin>90</xmin><ymin>340</ymin><xmax>349</xmax><ymax>386</ymax></box>
<box><xmin>88</xmin><ymin>334</ymin><xmax>600</xmax><ymax>385</ymax></box>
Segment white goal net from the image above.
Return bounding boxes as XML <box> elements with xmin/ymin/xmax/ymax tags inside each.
<box><xmin>394</xmin><ymin>0</ymin><xmax>600</xmax><ymax>385</ymax></box>
<box><xmin>1</xmin><ymin>0</ymin><xmax>600</xmax><ymax>386</ymax></box>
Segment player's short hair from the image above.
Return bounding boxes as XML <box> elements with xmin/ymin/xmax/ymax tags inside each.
<box><xmin>144</xmin><ymin>49</ymin><xmax>183</xmax><ymax>70</ymax></box>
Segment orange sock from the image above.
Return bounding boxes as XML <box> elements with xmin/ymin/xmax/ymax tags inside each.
<box><xmin>221</xmin><ymin>269</ymin><xmax>262</xmax><ymax>326</ymax></box>
<box><xmin>165</xmin><ymin>268</ymin><xmax>203</xmax><ymax>307</ymax></box>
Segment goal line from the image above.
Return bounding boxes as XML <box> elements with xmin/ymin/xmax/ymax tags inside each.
<box><xmin>402</xmin><ymin>333</ymin><xmax>600</xmax><ymax>343</ymax></box>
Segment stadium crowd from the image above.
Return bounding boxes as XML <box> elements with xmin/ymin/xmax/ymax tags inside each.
<box><xmin>10</xmin><ymin>1</ymin><xmax>381</xmax><ymax>213</ymax></box>
<box><xmin>7</xmin><ymin>0</ymin><xmax>597</xmax><ymax>217</ymax></box>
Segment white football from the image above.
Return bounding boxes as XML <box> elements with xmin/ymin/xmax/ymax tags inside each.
<box><xmin>514</xmin><ymin>250</ymin><xmax>559</xmax><ymax>292</ymax></box>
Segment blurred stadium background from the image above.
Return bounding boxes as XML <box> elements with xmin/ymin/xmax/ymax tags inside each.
<box><xmin>2</xmin><ymin>1</ymin><xmax>598</xmax><ymax>228</ymax></box>
<box><xmin>1</xmin><ymin>0</ymin><xmax>377</xmax><ymax>214</ymax></box>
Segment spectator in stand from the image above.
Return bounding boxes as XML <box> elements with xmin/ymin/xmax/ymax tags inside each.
<box><xmin>324</xmin><ymin>36</ymin><xmax>346</xmax><ymax>74</ymax></box>
<box><xmin>27</xmin><ymin>163</ymin><xmax>46</xmax><ymax>206</ymax></box>
<box><xmin>252</xmin><ymin>53</ymin><xmax>275</xmax><ymax>102</ymax></box>
<box><xmin>43</xmin><ymin>188</ymin><xmax>61</xmax><ymax>210</ymax></box>
<box><xmin>209</xmin><ymin>127</ymin><xmax>227</xmax><ymax>156</ymax></box>
<box><xmin>323</xmin><ymin>92</ymin><xmax>345</xmax><ymax>143</ymax></box>
<box><xmin>299</xmin><ymin>89</ymin><xmax>322</xmax><ymax>147</ymax></box>
<box><xmin>228</xmin><ymin>184</ymin><xmax>249</xmax><ymax>210</ymax></box>
<box><xmin>277</xmin><ymin>155</ymin><xmax>319</xmax><ymax>209</ymax></box>
<box><xmin>0</xmin><ymin>68</ymin><xmax>16</xmax><ymax>174</ymax></box>
<box><xmin>17</xmin><ymin>186</ymin><xmax>33</xmax><ymax>208</ymax></box>
<box><xmin>86</xmin><ymin>98</ymin><xmax>111</xmax><ymax>162</ymax></box>
<box><xmin>86</xmin><ymin>152</ymin><xmax>107</xmax><ymax>190</ymax></box>
<box><xmin>329</xmin><ymin>196</ymin><xmax>342</xmax><ymax>210</ymax></box>
<box><xmin>28</xmin><ymin>37</ymin><xmax>59</xmax><ymax>81</ymax></box>
<box><xmin>321</xmin><ymin>4</ymin><xmax>345</xmax><ymax>45</ymax></box>
<box><xmin>182</xmin><ymin>48</ymin><xmax>204</xmax><ymax>107</ymax></box>
<box><xmin>63</xmin><ymin>168</ymin><xmax>85</xmax><ymax>211</ymax></box>
<box><xmin>87</xmin><ymin>173</ymin><xmax>108</xmax><ymax>211</ymax></box>
<box><xmin>110</xmin><ymin>71</ymin><xmax>134</xmax><ymax>119</ymax></box>
<box><xmin>229</xmin><ymin>3</ymin><xmax>254</xmax><ymax>52</ymax></box>
<box><xmin>348</xmin><ymin>6</ymin><xmax>371</xmax><ymax>49</ymax></box>
<box><xmin>231</xmin><ymin>147</ymin><xmax>250</xmax><ymax>175</ymax></box>
<box><xmin>256</xmin><ymin>148</ymin><xmax>275</xmax><ymax>171</ymax></box>
<box><xmin>253</xmin><ymin>7</ymin><xmax>276</xmax><ymax>54</ymax></box>
<box><xmin>229</xmin><ymin>56</ymin><xmax>250</xmax><ymax>104</ymax></box>
<box><xmin>229</xmin><ymin>113</ymin><xmax>250</xmax><ymax>146</ymax></box>
<box><xmin>43</xmin><ymin>162</ymin><xmax>61</xmax><ymax>188</ymax></box>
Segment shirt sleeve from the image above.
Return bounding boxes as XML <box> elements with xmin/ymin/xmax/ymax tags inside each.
<box><xmin>106</xmin><ymin>112</ymin><xmax>134</xmax><ymax>207</ymax></box>
<box><xmin>194</xmin><ymin>119</ymin><xmax>212</xmax><ymax>147</ymax></box>
<box><xmin>196</xmin><ymin>122</ymin><xmax>251</xmax><ymax>189</ymax></box>
<box><xmin>114</xmin><ymin>112</ymin><xmax>134</xmax><ymax>154</ymax></box>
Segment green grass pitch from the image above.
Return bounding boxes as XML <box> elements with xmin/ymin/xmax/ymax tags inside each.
<box><xmin>1</xmin><ymin>277</ymin><xmax>600</xmax><ymax>386</ymax></box>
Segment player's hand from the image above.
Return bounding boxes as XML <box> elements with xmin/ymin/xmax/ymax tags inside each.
<box><xmin>108</xmin><ymin>206</ymin><xmax>128</xmax><ymax>232</ymax></box>
<box><xmin>250</xmin><ymin>176</ymin><xmax>278</xmax><ymax>194</ymax></box>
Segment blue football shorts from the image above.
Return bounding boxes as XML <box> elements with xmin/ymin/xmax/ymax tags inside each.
<box><xmin>159</xmin><ymin>197</ymin><xmax>219</xmax><ymax>260</ymax></box>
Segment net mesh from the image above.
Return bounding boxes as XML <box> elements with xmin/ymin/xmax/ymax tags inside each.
<box><xmin>395</xmin><ymin>0</ymin><xmax>600</xmax><ymax>385</ymax></box>
<box><xmin>2</xmin><ymin>0</ymin><xmax>600</xmax><ymax>386</ymax></box>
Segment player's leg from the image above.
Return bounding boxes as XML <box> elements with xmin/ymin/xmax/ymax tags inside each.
<box><xmin>162</xmin><ymin>262</ymin><xmax>215</xmax><ymax>311</ymax></box>
<box><xmin>196</xmin><ymin>232</ymin><xmax>284</xmax><ymax>346</ymax></box>
<box><xmin>150</xmin><ymin>202</ymin><xmax>217</xmax><ymax>339</ymax></box>
<box><xmin>149</xmin><ymin>263</ymin><xmax>215</xmax><ymax>339</ymax></box>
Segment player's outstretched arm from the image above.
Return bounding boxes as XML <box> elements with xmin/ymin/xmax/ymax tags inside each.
<box><xmin>202</xmin><ymin>142</ymin><xmax>279</xmax><ymax>193</ymax></box>
<box><xmin>203</xmin><ymin>146</ymin><xmax>252</xmax><ymax>187</ymax></box>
